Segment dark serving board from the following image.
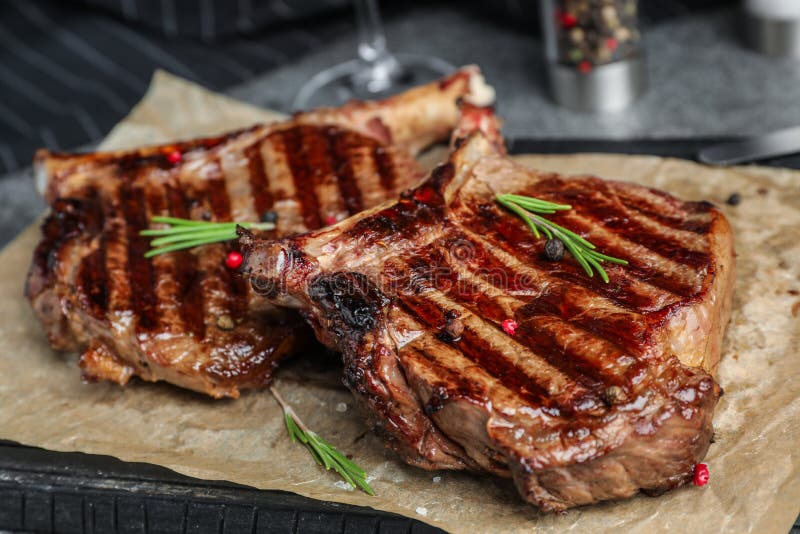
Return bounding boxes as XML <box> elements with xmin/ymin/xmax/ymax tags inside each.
<box><xmin>2</xmin><ymin>138</ymin><xmax>798</xmax><ymax>534</ymax></box>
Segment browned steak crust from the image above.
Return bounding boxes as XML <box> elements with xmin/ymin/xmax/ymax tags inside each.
<box><xmin>240</xmin><ymin>112</ymin><xmax>735</xmax><ymax>510</ymax></box>
<box><xmin>27</xmin><ymin>67</ymin><xmax>494</xmax><ymax>398</ymax></box>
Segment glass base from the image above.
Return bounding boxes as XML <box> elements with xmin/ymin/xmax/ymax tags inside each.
<box><xmin>292</xmin><ymin>53</ymin><xmax>455</xmax><ymax>111</ymax></box>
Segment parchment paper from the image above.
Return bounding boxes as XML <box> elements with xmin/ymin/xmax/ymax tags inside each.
<box><xmin>1</xmin><ymin>71</ymin><xmax>798</xmax><ymax>533</ymax></box>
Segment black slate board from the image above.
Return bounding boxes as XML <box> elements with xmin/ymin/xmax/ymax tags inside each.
<box><xmin>2</xmin><ymin>138</ymin><xmax>798</xmax><ymax>534</ymax></box>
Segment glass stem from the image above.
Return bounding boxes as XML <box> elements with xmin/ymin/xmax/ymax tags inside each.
<box><xmin>355</xmin><ymin>0</ymin><xmax>389</xmax><ymax>64</ymax></box>
<box><xmin>352</xmin><ymin>0</ymin><xmax>401</xmax><ymax>93</ymax></box>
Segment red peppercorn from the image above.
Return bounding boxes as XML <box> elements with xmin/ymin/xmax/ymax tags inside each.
<box><xmin>324</xmin><ymin>215</ymin><xmax>337</xmax><ymax>226</ymax></box>
<box><xmin>166</xmin><ymin>150</ymin><xmax>182</xmax><ymax>164</ymax></box>
<box><xmin>560</xmin><ymin>12</ymin><xmax>577</xmax><ymax>28</ymax></box>
<box><xmin>502</xmin><ymin>319</ymin><xmax>518</xmax><ymax>336</ymax></box>
<box><xmin>578</xmin><ymin>61</ymin><xmax>593</xmax><ymax>74</ymax></box>
<box><xmin>414</xmin><ymin>187</ymin><xmax>436</xmax><ymax>204</ymax></box>
<box><xmin>225</xmin><ymin>251</ymin><xmax>243</xmax><ymax>269</ymax></box>
<box><xmin>693</xmin><ymin>463</ymin><xmax>709</xmax><ymax>486</ymax></box>
<box><xmin>606</xmin><ymin>37</ymin><xmax>618</xmax><ymax>51</ymax></box>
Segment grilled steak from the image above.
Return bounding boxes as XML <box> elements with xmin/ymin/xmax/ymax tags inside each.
<box><xmin>240</xmin><ymin>107</ymin><xmax>735</xmax><ymax>510</ymax></box>
<box><xmin>26</xmin><ymin>67</ymin><xmax>495</xmax><ymax>398</ymax></box>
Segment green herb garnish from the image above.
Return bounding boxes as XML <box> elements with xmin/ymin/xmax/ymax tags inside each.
<box><xmin>140</xmin><ymin>216</ymin><xmax>275</xmax><ymax>258</ymax></box>
<box><xmin>495</xmin><ymin>194</ymin><xmax>628</xmax><ymax>283</ymax></box>
<box><xmin>270</xmin><ymin>386</ymin><xmax>375</xmax><ymax>496</ymax></box>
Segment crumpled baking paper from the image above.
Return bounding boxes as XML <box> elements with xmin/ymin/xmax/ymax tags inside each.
<box><xmin>1</xmin><ymin>70</ymin><xmax>798</xmax><ymax>533</ymax></box>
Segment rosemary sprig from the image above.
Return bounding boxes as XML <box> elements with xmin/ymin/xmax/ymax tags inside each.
<box><xmin>270</xmin><ymin>386</ymin><xmax>375</xmax><ymax>496</ymax></box>
<box><xmin>495</xmin><ymin>193</ymin><xmax>628</xmax><ymax>283</ymax></box>
<box><xmin>140</xmin><ymin>216</ymin><xmax>275</xmax><ymax>258</ymax></box>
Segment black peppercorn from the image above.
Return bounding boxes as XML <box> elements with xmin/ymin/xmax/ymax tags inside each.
<box><xmin>260</xmin><ymin>210</ymin><xmax>278</xmax><ymax>223</ymax></box>
<box><xmin>601</xmin><ymin>385</ymin><xmax>627</xmax><ymax>406</ymax></box>
<box><xmin>440</xmin><ymin>309</ymin><xmax>463</xmax><ymax>342</ymax></box>
<box><xmin>544</xmin><ymin>238</ymin><xmax>565</xmax><ymax>261</ymax></box>
<box><xmin>726</xmin><ymin>193</ymin><xmax>741</xmax><ymax>206</ymax></box>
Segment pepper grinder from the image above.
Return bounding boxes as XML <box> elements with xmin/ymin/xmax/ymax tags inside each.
<box><xmin>540</xmin><ymin>0</ymin><xmax>646</xmax><ymax>112</ymax></box>
<box><xmin>744</xmin><ymin>0</ymin><xmax>800</xmax><ymax>57</ymax></box>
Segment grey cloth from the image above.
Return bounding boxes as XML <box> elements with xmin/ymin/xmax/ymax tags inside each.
<box><xmin>0</xmin><ymin>0</ymin><xmax>737</xmax><ymax>175</ymax></box>
<box><xmin>77</xmin><ymin>0</ymin><xmax>353</xmax><ymax>39</ymax></box>
<box><xmin>0</xmin><ymin>0</ymin><xmax>348</xmax><ymax>175</ymax></box>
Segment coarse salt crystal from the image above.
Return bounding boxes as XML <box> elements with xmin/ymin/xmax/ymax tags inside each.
<box><xmin>336</xmin><ymin>402</ymin><xmax>348</xmax><ymax>412</ymax></box>
<box><xmin>333</xmin><ymin>480</ymin><xmax>354</xmax><ymax>491</ymax></box>
<box><xmin>416</xmin><ymin>507</ymin><xmax>428</xmax><ymax>516</ymax></box>
<box><xmin>432</xmin><ymin>476</ymin><xmax>442</xmax><ymax>483</ymax></box>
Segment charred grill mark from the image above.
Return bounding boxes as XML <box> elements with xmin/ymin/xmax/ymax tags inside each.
<box><xmin>205</xmin><ymin>162</ymin><xmax>233</xmax><ymax>222</ymax></box>
<box><xmin>342</xmin><ymin>194</ymin><xmax>445</xmax><ymax>247</ymax></box>
<box><xmin>513</xmin><ymin>178</ymin><xmax>710</xmax><ymax>280</ymax></box>
<box><xmin>36</xmin><ymin>191</ymin><xmax>106</xmax><ymax>320</ymax></box>
<box><xmin>372</xmin><ymin>144</ymin><xmax>396</xmax><ymax>193</ymax></box>
<box><xmin>404</xmin><ymin>345</ymin><xmax>488</xmax><ymax>411</ymax></box>
<box><xmin>165</xmin><ymin>184</ymin><xmax>189</xmax><ymax>219</ymax></box>
<box><xmin>165</xmin><ymin>184</ymin><xmax>206</xmax><ymax>339</ymax></box>
<box><xmin>612</xmin><ymin>187</ymin><xmax>714</xmax><ymax>234</ymax></box>
<box><xmin>146</xmin><ymin>181</ymin><xmax>194</xmax><ymax>337</ymax></box>
<box><xmin>513</xmin><ymin>317</ymin><xmax>626</xmax><ymax>391</ymax></box>
<box><xmin>396</xmin><ymin>297</ymin><xmax>554</xmax><ymax>409</ymax></box>
<box><xmin>298</xmin><ymin>125</ymin><xmax>346</xmax><ymax>220</ymax></box>
<box><xmin>325</xmin><ymin>128</ymin><xmax>363</xmax><ymax>215</ymax></box>
<box><xmin>186</xmin><ymin>168</ymin><xmax>231</xmax><ymax>338</ymax></box>
<box><xmin>204</xmin><ymin>169</ymin><xmax>231</xmax><ymax>220</ymax></box>
<box><xmin>77</xmin><ymin>232</ymin><xmax>107</xmax><ymax>321</ymax></box>
<box><xmin>29</xmin><ymin>212</ymin><xmax>61</xmax><ymax>297</ymax></box>
<box><xmin>205</xmin><ymin>166</ymin><xmax>249</xmax><ymax>320</ymax></box>
<box><xmin>228</xmin><ymin>263</ymin><xmax>251</xmax><ymax>319</ymax></box>
<box><xmin>454</xmin><ymin>207</ymin><xmax>672</xmax><ymax>312</ymax></box>
<box><xmin>556</xmin><ymin>215</ymin><xmax>702</xmax><ymax>298</ymax></box>
<box><xmin>100</xmin><ymin>185</ymin><xmax>132</xmax><ymax>315</ymax></box>
<box><xmin>553</xmin><ymin>201</ymin><xmax>710</xmax><ymax>269</ymax></box>
<box><xmin>245</xmin><ymin>142</ymin><xmax>275</xmax><ymax>220</ymax></box>
<box><xmin>623</xmin><ymin>199</ymin><xmax>713</xmax><ymax>234</ymax></box>
<box><xmin>521</xmin><ymin>286</ymin><xmax>652</xmax><ymax>357</ymax></box>
<box><xmin>178</xmin><ymin>265</ymin><xmax>206</xmax><ymax>338</ymax></box>
<box><xmin>401</xmin><ymin>245</ymin><xmax>620</xmax><ymax>397</ymax></box>
<box><xmin>122</xmin><ymin>182</ymin><xmax>158</xmax><ymax>332</ymax></box>
<box><xmin>281</xmin><ymin>126</ymin><xmax>324</xmax><ymax>229</ymax></box>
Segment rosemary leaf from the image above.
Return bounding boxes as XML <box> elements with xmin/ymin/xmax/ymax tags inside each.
<box><xmin>150</xmin><ymin>215</ymin><xmax>210</xmax><ymax>226</ymax></box>
<box><xmin>140</xmin><ymin>217</ymin><xmax>275</xmax><ymax>257</ymax></box>
<box><xmin>495</xmin><ymin>193</ymin><xmax>628</xmax><ymax>282</ymax></box>
<box><xmin>501</xmin><ymin>194</ymin><xmax>571</xmax><ymax>212</ymax></box>
<box><xmin>149</xmin><ymin>228</ymin><xmax>236</xmax><ymax>247</ymax></box>
<box><xmin>271</xmin><ymin>387</ymin><xmax>374</xmax><ymax>496</ymax></box>
<box><xmin>143</xmin><ymin>234</ymin><xmax>238</xmax><ymax>258</ymax></box>
<box><xmin>140</xmin><ymin>223</ymin><xmax>238</xmax><ymax>237</ymax></box>
<box><xmin>496</xmin><ymin>196</ymin><xmax>541</xmax><ymax>239</ymax></box>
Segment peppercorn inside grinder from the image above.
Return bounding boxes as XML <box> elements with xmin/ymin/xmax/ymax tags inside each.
<box><xmin>540</xmin><ymin>0</ymin><xmax>646</xmax><ymax>112</ymax></box>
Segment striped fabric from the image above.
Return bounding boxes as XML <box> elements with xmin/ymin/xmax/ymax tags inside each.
<box><xmin>77</xmin><ymin>0</ymin><xmax>352</xmax><ymax>39</ymax></box>
<box><xmin>0</xmin><ymin>0</ymin><xmax>349</xmax><ymax>175</ymax></box>
<box><xmin>0</xmin><ymin>0</ymin><xmax>737</xmax><ymax>176</ymax></box>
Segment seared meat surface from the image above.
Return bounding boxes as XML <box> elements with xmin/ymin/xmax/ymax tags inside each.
<box><xmin>241</xmin><ymin>108</ymin><xmax>735</xmax><ymax>510</ymax></box>
<box><xmin>27</xmin><ymin>67</ymin><xmax>495</xmax><ymax>398</ymax></box>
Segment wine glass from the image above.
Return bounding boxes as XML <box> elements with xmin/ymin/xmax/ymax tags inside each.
<box><xmin>292</xmin><ymin>0</ymin><xmax>455</xmax><ymax>110</ymax></box>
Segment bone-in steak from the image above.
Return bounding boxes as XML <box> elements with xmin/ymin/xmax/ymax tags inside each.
<box><xmin>240</xmin><ymin>109</ymin><xmax>735</xmax><ymax>510</ymax></box>
<box><xmin>26</xmin><ymin>67</ymin><xmax>494</xmax><ymax>398</ymax></box>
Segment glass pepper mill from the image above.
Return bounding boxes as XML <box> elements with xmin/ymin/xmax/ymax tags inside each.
<box><xmin>540</xmin><ymin>0</ymin><xmax>646</xmax><ymax>112</ymax></box>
